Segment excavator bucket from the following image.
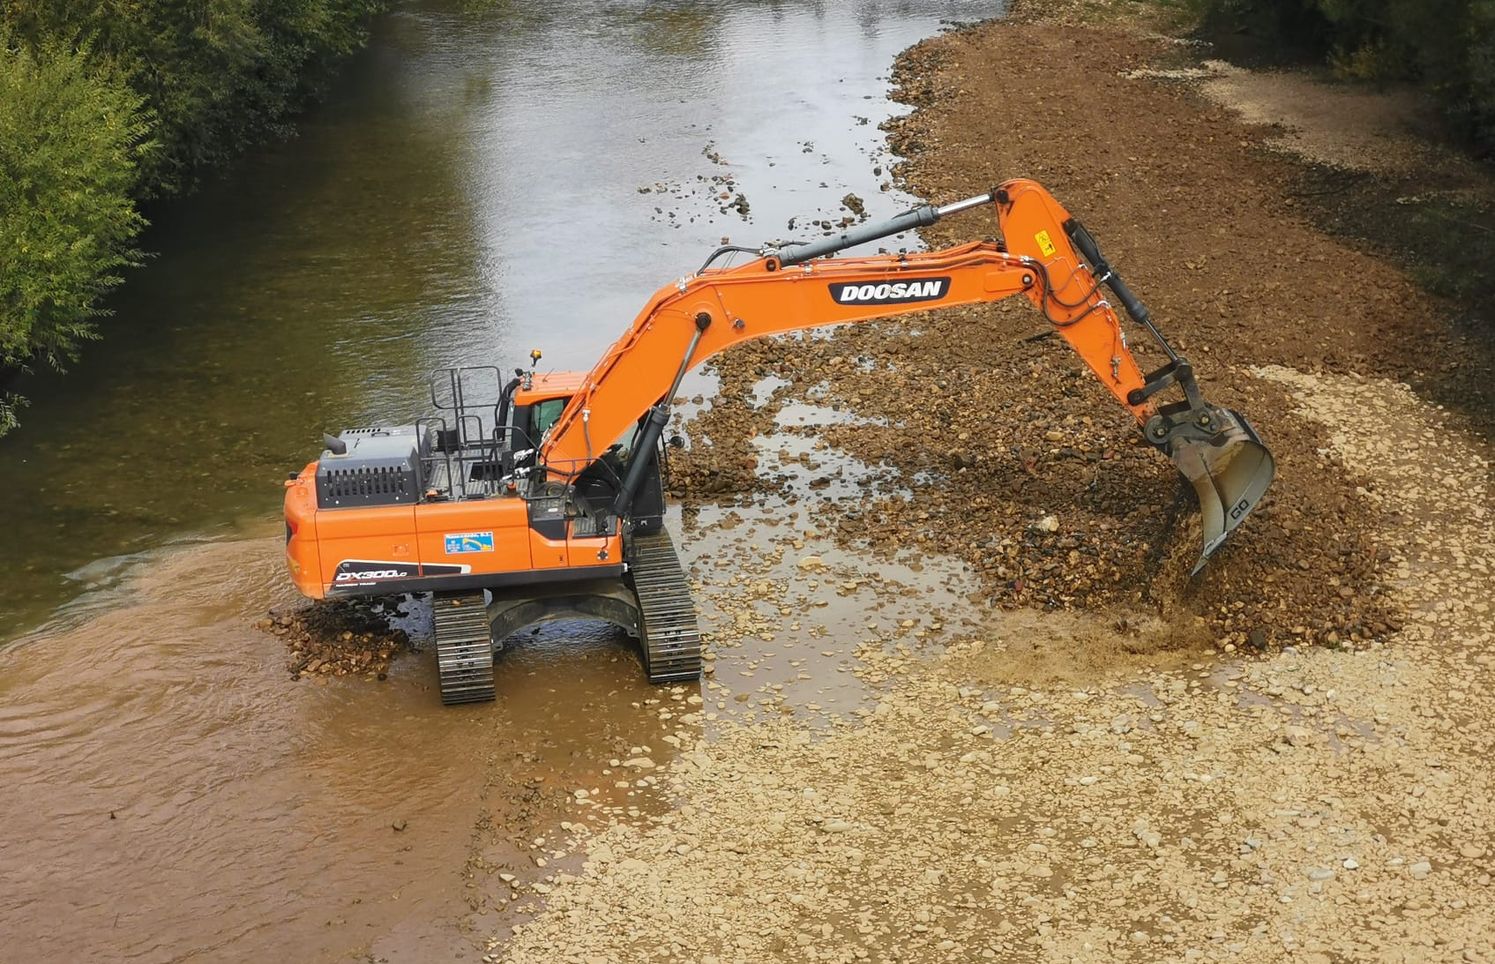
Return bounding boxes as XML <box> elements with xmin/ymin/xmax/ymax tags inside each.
<box><xmin>1164</xmin><ymin>410</ymin><xmax>1276</xmax><ymax>575</ymax></box>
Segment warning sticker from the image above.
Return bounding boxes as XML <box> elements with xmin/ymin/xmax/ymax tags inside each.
<box><xmin>444</xmin><ymin>531</ymin><xmax>495</xmax><ymax>554</ymax></box>
<box><xmin>1034</xmin><ymin>230</ymin><xmax>1057</xmax><ymax>257</ymax></box>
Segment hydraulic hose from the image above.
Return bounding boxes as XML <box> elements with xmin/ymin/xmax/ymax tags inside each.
<box><xmin>496</xmin><ymin>375</ymin><xmax>522</xmax><ymax>440</ymax></box>
<box><xmin>1063</xmin><ymin>218</ymin><xmax>1178</xmax><ymax>362</ymax></box>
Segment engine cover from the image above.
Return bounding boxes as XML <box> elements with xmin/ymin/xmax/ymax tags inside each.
<box><xmin>315</xmin><ymin>425</ymin><xmax>425</xmax><ymax>508</ymax></box>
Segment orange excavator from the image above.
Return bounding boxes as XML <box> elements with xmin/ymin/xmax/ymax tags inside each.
<box><xmin>284</xmin><ymin>179</ymin><xmax>1274</xmax><ymax>704</ymax></box>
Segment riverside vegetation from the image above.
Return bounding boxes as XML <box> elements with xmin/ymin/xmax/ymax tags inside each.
<box><xmin>0</xmin><ymin>0</ymin><xmax>382</xmax><ymax>434</ymax></box>
<box><xmin>1180</xmin><ymin>0</ymin><xmax>1495</xmax><ymax>154</ymax></box>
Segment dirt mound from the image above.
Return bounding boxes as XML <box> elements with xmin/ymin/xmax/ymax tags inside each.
<box><xmin>257</xmin><ymin>598</ymin><xmax>412</xmax><ymax>681</ymax></box>
<box><xmin>884</xmin><ymin>19</ymin><xmax>1492</xmax><ymax>421</ymax></box>
<box><xmin>682</xmin><ymin>315</ymin><xmax>1393</xmax><ymax>652</ymax></box>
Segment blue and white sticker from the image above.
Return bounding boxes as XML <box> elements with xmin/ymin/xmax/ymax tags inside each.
<box><xmin>444</xmin><ymin>531</ymin><xmax>495</xmax><ymax>554</ymax></box>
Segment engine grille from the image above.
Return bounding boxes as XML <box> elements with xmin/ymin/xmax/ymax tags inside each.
<box><xmin>318</xmin><ymin>464</ymin><xmax>419</xmax><ymax>506</ymax></box>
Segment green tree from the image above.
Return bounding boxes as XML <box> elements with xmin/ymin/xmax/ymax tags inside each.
<box><xmin>0</xmin><ymin>1</ymin><xmax>382</xmax><ymax>435</ymax></box>
<box><xmin>0</xmin><ymin>40</ymin><xmax>151</xmax><ymax>432</ymax></box>
<box><xmin>3</xmin><ymin>0</ymin><xmax>382</xmax><ymax>195</ymax></box>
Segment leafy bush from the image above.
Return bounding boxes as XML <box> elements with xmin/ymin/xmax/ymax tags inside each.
<box><xmin>0</xmin><ymin>1</ymin><xmax>382</xmax><ymax>435</ymax></box>
<box><xmin>0</xmin><ymin>41</ymin><xmax>150</xmax><ymax>406</ymax></box>
<box><xmin>4</xmin><ymin>0</ymin><xmax>383</xmax><ymax>196</ymax></box>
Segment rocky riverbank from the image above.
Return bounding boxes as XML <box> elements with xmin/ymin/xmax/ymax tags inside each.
<box><xmin>670</xmin><ymin>4</ymin><xmax>1495</xmax><ymax>654</ymax></box>
<box><xmin>495</xmin><ymin>4</ymin><xmax>1494</xmax><ymax>961</ymax></box>
<box><xmin>501</xmin><ymin>366</ymin><xmax>1493</xmax><ymax>962</ymax></box>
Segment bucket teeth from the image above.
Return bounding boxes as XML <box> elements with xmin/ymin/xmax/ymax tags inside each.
<box><xmin>1165</xmin><ymin>409</ymin><xmax>1276</xmax><ymax>575</ymax></box>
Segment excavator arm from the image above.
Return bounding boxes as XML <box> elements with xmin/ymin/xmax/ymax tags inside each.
<box><xmin>541</xmin><ymin>179</ymin><xmax>1274</xmax><ymax>573</ymax></box>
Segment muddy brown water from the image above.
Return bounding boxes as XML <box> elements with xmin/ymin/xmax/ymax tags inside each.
<box><xmin>1</xmin><ymin>503</ymin><xmax>979</xmax><ymax>962</ymax></box>
<box><xmin>0</xmin><ymin>1</ymin><xmax>1002</xmax><ymax>959</ymax></box>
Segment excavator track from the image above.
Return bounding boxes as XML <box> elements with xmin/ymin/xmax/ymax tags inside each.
<box><xmin>627</xmin><ymin>532</ymin><xmax>702</xmax><ymax>683</ymax></box>
<box><xmin>432</xmin><ymin>590</ymin><xmax>495</xmax><ymax>705</ymax></box>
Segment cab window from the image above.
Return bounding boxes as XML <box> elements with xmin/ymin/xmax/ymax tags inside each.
<box><xmin>529</xmin><ymin>398</ymin><xmax>568</xmax><ymax>442</ymax></box>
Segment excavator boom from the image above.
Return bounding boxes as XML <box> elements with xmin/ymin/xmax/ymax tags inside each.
<box><xmin>541</xmin><ymin>179</ymin><xmax>1274</xmax><ymax>573</ymax></box>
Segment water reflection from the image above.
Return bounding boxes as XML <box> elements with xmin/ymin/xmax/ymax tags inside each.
<box><xmin>0</xmin><ymin>0</ymin><xmax>999</xmax><ymax>638</ymax></box>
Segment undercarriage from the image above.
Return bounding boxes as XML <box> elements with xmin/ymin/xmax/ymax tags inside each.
<box><xmin>431</xmin><ymin>530</ymin><xmax>700</xmax><ymax>705</ymax></box>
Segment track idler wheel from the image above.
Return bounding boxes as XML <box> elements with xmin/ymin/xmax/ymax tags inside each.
<box><xmin>432</xmin><ymin>590</ymin><xmax>496</xmax><ymax>705</ymax></box>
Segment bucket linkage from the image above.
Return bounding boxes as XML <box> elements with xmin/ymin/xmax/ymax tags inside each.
<box><xmin>1132</xmin><ymin>359</ymin><xmax>1276</xmax><ymax>574</ymax></box>
<box><xmin>1063</xmin><ymin>219</ymin><xmax>1276</xmax><ymax>573</ymax></box>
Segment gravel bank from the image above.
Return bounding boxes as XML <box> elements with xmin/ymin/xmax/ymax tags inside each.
<box><xmin>499</xmin><ymin>367</ymin><xmax>1492</xmax><ymax>963</ymax></box>
<box><xmin>665</xmin><ymin>11</ymin><xmax>1494</xmax><ymax>652</ymax></box>
<box><xmin>490</xmin><ymin>8</ymin><xmax>1494</xmax><ymax>962</ymax></box>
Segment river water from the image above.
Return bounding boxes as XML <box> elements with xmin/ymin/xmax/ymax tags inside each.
<box><xmin>0</xmin><ymin>1</ymin><xmax>998</xmax><ymax>959</ymax></box>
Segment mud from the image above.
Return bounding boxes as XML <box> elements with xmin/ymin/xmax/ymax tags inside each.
<box><xmin>259</xmin><ymin>597</ymin><xmax>412</xmax><ymax>681</ymax></box>
<box><xmin>492</xmin><ymin>8</ymin><xmax>1495</xmax><ymax>960</ymax></box>
<box><xmin>669</xmin><ymin>8</ymin><xmax>1495</xmax><ymax>654</ymax></box>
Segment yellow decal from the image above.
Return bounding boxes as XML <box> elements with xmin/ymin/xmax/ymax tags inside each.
<box><xmin>1034</xmin><ymin>229</ymin><xmax>1057</xmax><ymax>257</ymax></box>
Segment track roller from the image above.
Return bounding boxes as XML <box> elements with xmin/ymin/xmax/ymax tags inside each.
<box><xmin>432</xmin><ymin>590</ymin><xmax>495</xmax><ymax>705</ymax></box>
